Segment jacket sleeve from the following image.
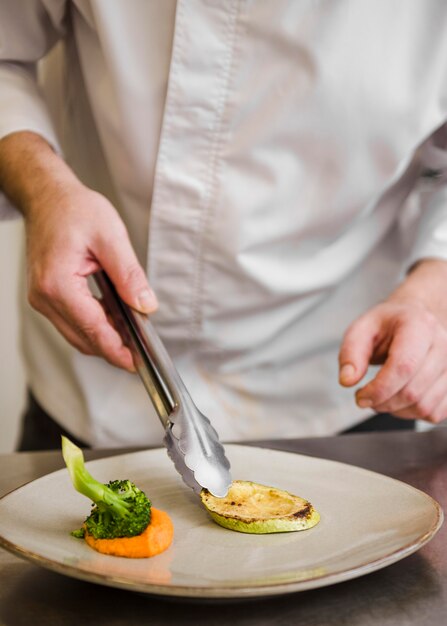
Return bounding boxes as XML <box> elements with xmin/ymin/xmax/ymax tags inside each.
<box><xmin>0</xmin><ymin>0</ymin><xmax>67</xmax><ymax>220</ymax></box>
<box><xmin>406</xmin><ymin>123</ymin><xmax>447</xmax><ymax>268</ymax></box>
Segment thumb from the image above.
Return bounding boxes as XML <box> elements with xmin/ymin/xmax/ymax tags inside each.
<box><xmin>338</xmin><ymin>311</ymin><xmax>381</xmax><ymax>387</ymax></box>
<box><xmin>95</xmin><ymin>230</ymin><xmax>158</xmax><ymax>314</ymax></box>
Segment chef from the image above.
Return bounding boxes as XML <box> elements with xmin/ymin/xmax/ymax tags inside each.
<box><xmin>1</xmin><ymin>1</ymin><xmax>447</xmax><ymax>450</ymax></box>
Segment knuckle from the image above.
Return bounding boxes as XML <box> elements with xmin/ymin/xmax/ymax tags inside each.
<box><xmin>414</xmin><ymin>399</ymin><xmax>433</xmax><ymax>420</ymax></box>
<box><xmin>122</xmin><ymin>264</ymin><xmax>145</xmax><ymax>287</ymax></box>
<box><xmin>33</xmin><ymin>273</ymin><xmax>59</xmax><ymax>300</ymax></box>
<box><xmin>28</xmin><ymin>274</ymin><xmax>59</xmax><ymax>310</ymax></box>
<box><xmin>77</xmin><ymin>316</ymin><xmax>114</xmax><ymax>352</ymax></box>
<box><xmin>76</xmin><ymin>344</ymin><xmax>92</xmax><ymax>356</ymax></box>
<box><xmin>395</xmin><ymin>358</ymin><xmax>417</xmax><ymax>379</ymax></box>
<box><xmin>67</xmin><ymin>332</ymin><xmax>95</xmax><ymax>355</ymax></box>
<box><xmin>420</xmin><ymin>309</ymin><xmax>436</xmax><ymax>330</ymax></box>
<box><xmin>75</xmin><ymin>320</ymin><xmax>102</xmax><ymax>346</ymax></box>
<box><xmin>27</xmin><ymin>287</ymin><xmax>43</xmax><ymax>311</ymax></box>
<box><xmin>431</xmin><ymin>411</ymin><xmax>446</xmax><ymax>424</ymax></box>
<box><xmin>401</xmin><ymin>386</ymin><xmax>420</xmax><ymax>406</ymax></box>
<box><xmin>368</xmin><ymin>383</ymin><xmax>387</xmax><ymax>405</ymax></box>
<box><xmin>104</xmin><ymin>353</ymin><xmax>126</xmax><ymax>369</ymax></box>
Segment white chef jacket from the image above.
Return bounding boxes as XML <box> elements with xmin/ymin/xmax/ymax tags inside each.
<box><xmin>1</xmin><ymin>1</ymin><xmax>447</xmax><ymax>446</ymax></box>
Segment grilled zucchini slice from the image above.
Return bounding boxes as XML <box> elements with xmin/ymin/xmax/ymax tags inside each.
<box><xmin>200</xmin><ymin>480</ymin><xmax>320</xmax><ymax>534</ymax></box>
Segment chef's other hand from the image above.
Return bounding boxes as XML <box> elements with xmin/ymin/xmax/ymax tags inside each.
<box><xmin>0</xmin><ymin>132</ymin><xmax>157</xmax><ymax>371</ymax></box>
<box><xmin>338</xmin><ymin>259</ymin><xmax>447</xmax><ymax>423</ymax></box>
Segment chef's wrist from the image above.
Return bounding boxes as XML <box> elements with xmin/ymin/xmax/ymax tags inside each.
<box><xmin>0</xmin><ymin>130</ymin><xmax>83</xmax><ymax>220</ymax></box>
<box><xmin>386</xmin><ymin>258</ymin><xmax>447</xmax><ymax>326</ymax></box>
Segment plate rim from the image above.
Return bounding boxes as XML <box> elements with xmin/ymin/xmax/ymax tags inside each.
<box><xmin>0</xmin><ymin>444</ymin><xmax>444</xmax><ymax>598</ymax></box>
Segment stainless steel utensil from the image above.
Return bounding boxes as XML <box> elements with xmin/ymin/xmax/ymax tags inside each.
<box><xmin>94</xmin><ymin>271</ymin><xmax>231</xmax><ymax>497</ymax></box>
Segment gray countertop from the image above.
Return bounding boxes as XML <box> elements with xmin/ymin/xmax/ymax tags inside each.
<box><xmin>0</xmin><ymin>430</ymin><xmax>446</xmax><ymax>625</ymax></box>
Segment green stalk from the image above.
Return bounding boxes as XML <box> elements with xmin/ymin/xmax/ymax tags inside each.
<box><xmin>61</xmin><ymin>436</ymin><xmax>129</xmax><ymax>517</ymax></box>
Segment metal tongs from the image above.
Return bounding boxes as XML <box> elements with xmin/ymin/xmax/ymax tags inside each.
<box><xmin>94</xmin><ymin>271</ymin><xmax>231</xmax><ymax>497</ymax></box>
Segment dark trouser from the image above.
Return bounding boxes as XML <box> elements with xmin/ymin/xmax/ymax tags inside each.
<box><xmin>17</xmin><ymin>391</ymin><xmax>414</xmax><ymax>452</ymax></box>
<box><xmin>342</xmin><ymin>412</ymin><xmax>414</xmax><ymax>434</ymax></box>
<box><xmin>17</xmin><ymin>392</ymin><xmax>89</xmax><ymax>452</ymax></box>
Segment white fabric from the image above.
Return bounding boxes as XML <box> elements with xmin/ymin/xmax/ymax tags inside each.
<box><xmin>1</xmin><ymin>0</ymin><xmax>447</xmax><ymax>445</ymax></box>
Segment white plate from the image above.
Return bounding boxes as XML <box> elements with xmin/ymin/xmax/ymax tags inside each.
<box><xmin>0</xmin><ymin>445</ymin><xmax>442</xmax><ymax>599</ymax></box>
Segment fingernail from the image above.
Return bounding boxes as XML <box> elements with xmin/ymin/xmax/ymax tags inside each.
<box><xmin>137</xmin><ymin>289</ymin><xmax>158</xmax><ymax>313</ymax></box>
<box><xmin>340</xmin><ymin>364</ymin><xmax>355</xmax><ymax>382</ymax></box>
<box><xmin>357</xmin><ymin>398</ymin><xmax>373</xmax><ymax>408</ymax></box>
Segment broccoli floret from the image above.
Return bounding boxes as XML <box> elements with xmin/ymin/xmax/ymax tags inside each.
<box><xmin>62</xmin><ymin>436</ymin><xmax>151</xmax><ymax>540</ymax></box>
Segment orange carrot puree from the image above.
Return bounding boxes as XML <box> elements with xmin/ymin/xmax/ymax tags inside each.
<box><xmin>84</xmin><ymin>508</ymin><xmax>174</xmax><ymax>558</ymax></box>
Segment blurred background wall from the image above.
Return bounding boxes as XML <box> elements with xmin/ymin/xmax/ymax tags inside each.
<box><xmin>0</xmin><ymin>220</ymin><xmax>25</xmax><ymax>452</ymax></box>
